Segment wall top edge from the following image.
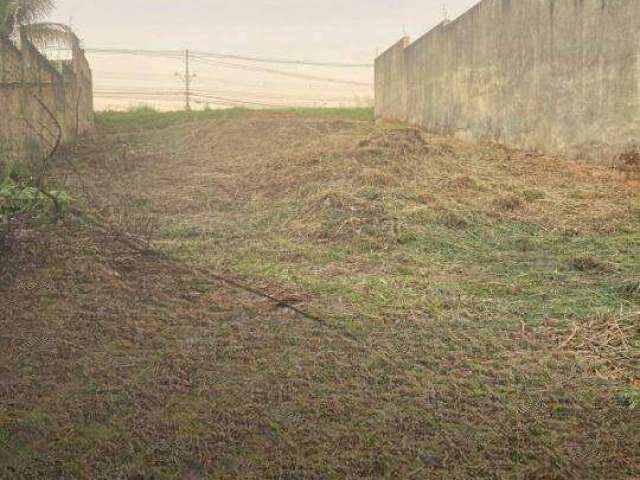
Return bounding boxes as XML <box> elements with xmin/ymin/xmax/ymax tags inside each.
<box><xmin>375</xmin><ymin>36</ymin><xmax>411</xmax><ymax>62</ymax></box>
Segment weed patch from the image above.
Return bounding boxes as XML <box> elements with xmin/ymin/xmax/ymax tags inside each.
<box><xmin>0</xmin><ymin>428</ymin><xmax>9</xmax><ymax>448</ymax></box>
<box><xmin>618</xmin><ymin>388</ymin><xmax>640</xmax><ymax>410</ymax></box>
<box><xmin>160</xmin><ymin>224</ymin><xmax>203</xmax><ymax>240</ymax></box>
<box><xmin>0</xmin><ymin>177</ymin><xmax>72</xmax><ymax>248</ymax></box>
<box><xmin>436</xmin><ymin>209</ymin><xmax>468</xmax><ymax>230</ymax></box>
<box><xmin>493</xmin><ymin>194</ymin><xmax>523</xmax><ymax>212</ymax></box>
<box><xmin>618</xmin><ymin>280</ymin><xmax>640</xmax><ymax>300</ymax></box>
<box><xmin>568</xmin><ymin>255</ymin><xmax>610</xmax><ymax>272</ymax></box>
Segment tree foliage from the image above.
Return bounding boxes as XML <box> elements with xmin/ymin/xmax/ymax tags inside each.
<box><xmin>1</xmin><ymin>0</ymin><xmax>55</xmax><ymax>36</ymax></box>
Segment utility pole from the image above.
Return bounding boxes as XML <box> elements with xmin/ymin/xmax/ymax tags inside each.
<box><xmin>175</xmin><ymin>49</ymin><xmax>196</xmax><ymax>111</ymax></box>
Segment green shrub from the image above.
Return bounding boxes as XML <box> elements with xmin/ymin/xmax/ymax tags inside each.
<box><xmin>1</xmin><ymin>159</ymin><xmax>32</xmax><ymax>183</ymax></box>
<box><xmin>618</xmin><ymin>389</ymin><xmax>640</xmax><ymax>410</ymax></box>
<box><xmin>0</xmin><ymin>178</ymin><xmax>72</xmax><ymax>228</ymax></box>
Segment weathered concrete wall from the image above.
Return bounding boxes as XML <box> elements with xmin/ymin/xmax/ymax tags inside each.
<box><xmin>0</xmin><ymin>31</ymin><xmax>94</xmax><ymax>164</ymax></box>
<box><xmin>375</xmin><ymin>0</ymin><xmax>640</xmax><ymax>159</ymax></box>
<box><xmin>63</xmin><ymin>34</ymin><xmax>94</xmax><ymax>140</ymax></box>
<box><xmin>375</xmin><ymin>37</ymin><xmax>410</xmax><ymax>122</ymax></box>
<box><xmin>0</xmin><ymin>37</ymin><xmax>28</xmax><ymax>160</ymax></box>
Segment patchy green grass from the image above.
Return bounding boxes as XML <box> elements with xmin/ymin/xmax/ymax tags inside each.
<box><xmin>96</xmin><ymin>106</ymin><xmax>374</xmax><ymax>132</ymax></box>
<box><xmin>285</xmin><ymin>107</ymin><xmax>374</xmax><ymax>121</ymax></box>
<box><xmin>95</xmin><ymin>106</ymin><xmax>250</xmax><ymax>132</ymax></box>
<box><xmin>159</xmin><ymin>223</ymin><xmax>204</xmax><ymax>240</ymax></box>
<box><xmin>2</xmin><ymin>111</ymin><xmax>639</xmax><ymax>479</ymax></box>
<box><xmin>0</xmin><ymin>158</ymin><xmax>73</xmax><ymax>245</ymax></box>
<box><xmin>619</xmin><ymin>387</ymin><xmax>640</xmax><ymax>409</ymax></box>
<box><xmin>0</xmin><ymin>157</ymin><xmax>30</xmax><ymax>183</ymax></box>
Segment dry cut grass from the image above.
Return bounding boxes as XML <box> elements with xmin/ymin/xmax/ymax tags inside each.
<box><xmin>1</xmin><ymin>109</ymin><xmax>639</xmax><ymax>479</ymax></box>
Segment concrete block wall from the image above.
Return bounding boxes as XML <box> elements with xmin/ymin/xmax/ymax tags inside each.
<box><xmin>0</xmin><ymin>31</ymin><xmax>94</xmax><ymax>164</ymax></box>
<box><xmin>375</xmin><ymin>0</ymin><xmax>640</xmax><ymax>159</ymax></box>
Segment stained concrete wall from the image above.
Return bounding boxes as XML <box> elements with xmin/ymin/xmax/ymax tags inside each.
<box><xmin>375</xmin><ymin>0</ymin><xmax>640</xmax><ymax>159</ymax></box>
<box><xmin>0</xmin><ymin>31</ymin><xmax>94</xmax><ymax>164</ymax></box>
<box><xmin>375</xmin><ymin>37</ymin><xmax>410</xmax><ymax>122</ymax></box>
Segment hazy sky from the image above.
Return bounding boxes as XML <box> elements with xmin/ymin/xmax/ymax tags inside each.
<box><xmin>51</xmin><ymin>1</ymin><xmax>479</xmax><ymax>62</ymax></box>
<box><xmin>47</xmin><ymin>1</ymin><xmax>479</xmax><ymax>111</ymax></box>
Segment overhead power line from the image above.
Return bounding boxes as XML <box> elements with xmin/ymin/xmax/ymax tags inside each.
<box><xmin>188</xmin><ymin>54</ymin><xmax>373</xmax><ymax>87</ymax></box>
<box><xmin>92</xmin><ymin>88</ymin><xmax>348</xmax><ymax>107</ymax></box>
<box><xmin>191</xmin><ymin>50</ymin><xmax>373</xmax><ymax>68</ymax></box>
<box><xmin>94</xmin><ymin>92</ymin><xmax>285</xmax><ymax>109</ymax></box>
<box><xmin>86</xmin><ymin>47</ymin><xmax>373</xmax><ymax>68</ymax></box>
<box><xmin>86</xmin><ymin>47</ymin><xmax>373</xmax><ymax>110</ymax></box>
<box><xmin>95</xmin><ymin>88</ymin><xmax>355</xmax><ymax>103</ymax></box>
<box><xmin>86</xmin><ymin>48</ymin><xmax>183</xmax><ymax>59</ymax></box>
<box><xmin>190</xmin><ymin>92</ymin><xmax>286</xmax><ymax>108</ymax></box>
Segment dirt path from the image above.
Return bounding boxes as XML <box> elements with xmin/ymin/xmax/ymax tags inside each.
<box><xmin>1</xmin><ymin>111</ymin><xmax>638</xmax><ymax>479</ymax></box>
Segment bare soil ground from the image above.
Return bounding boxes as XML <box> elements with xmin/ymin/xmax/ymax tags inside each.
<box><xmin>1</xmin><ymin>109</ymin><xmax>639</xmax><ymax>479</ymax></box>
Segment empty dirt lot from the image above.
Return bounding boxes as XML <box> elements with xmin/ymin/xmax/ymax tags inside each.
<box><xmin>1</xmin><ymin>109</ymin><xmax>639</xmax><ymax>479</ymax></box>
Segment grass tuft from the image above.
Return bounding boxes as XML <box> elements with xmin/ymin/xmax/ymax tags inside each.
<box><xmin>569</xmin><ymin>255</ymin><xmax>609</xmax><ymax>272</ymax></box>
